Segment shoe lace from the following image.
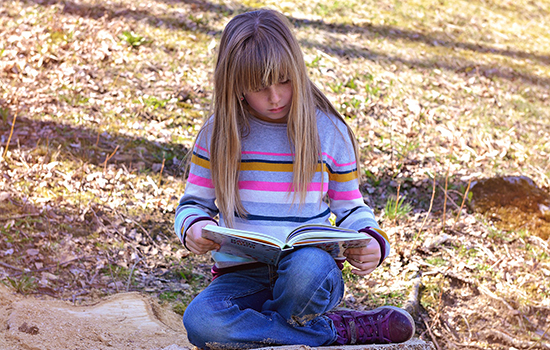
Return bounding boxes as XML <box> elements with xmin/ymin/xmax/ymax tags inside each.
<box><xmin>342</xmin><ymin>312</ymin><xmax>385</xmax><ymax>344</ymax></box>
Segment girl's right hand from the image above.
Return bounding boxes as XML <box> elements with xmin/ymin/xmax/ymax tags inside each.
<box><xmin>185</xmin><ymin>221</ymin><xmax>220</xmax><ymax>255</ymax></box>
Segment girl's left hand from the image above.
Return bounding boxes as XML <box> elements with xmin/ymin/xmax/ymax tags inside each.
<box><xmin>344</xmin><ymin>238</ymin><xmax>381</xmax><ymax>275</ymax></box>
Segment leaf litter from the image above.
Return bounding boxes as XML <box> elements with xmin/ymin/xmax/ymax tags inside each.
<box><xmin>1</xmin><ymin>0</ymin><xmax>550</xmax><ymax>349</ymax></box>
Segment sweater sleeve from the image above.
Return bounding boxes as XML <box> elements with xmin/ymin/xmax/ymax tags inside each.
<box><xmin>174</xmin><ymin>127</ymin><xmax>219</xmax><ymax>243</ymax></box>
<box><xmin>322</xmin><ymin>114</ymin><xmax>391</xmax><ymax>264</ymax></box>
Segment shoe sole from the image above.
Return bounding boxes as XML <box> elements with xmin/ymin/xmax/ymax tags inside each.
<box><xmin>331</xmin><ymin>305</ymin><xmax>416</xmax><ymax>342</ymax></box>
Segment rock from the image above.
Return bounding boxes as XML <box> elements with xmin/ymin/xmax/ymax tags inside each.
<box><xmin>256</xmin><ymin>339</ymin><xmax>435</xmax><ymax>350</ymax></box>
<box><xmin>0</xmin><ymin>284</ymin><xmax>434</xmax><ymax>350</ymax></box>
<box><xmin>0</xmin><ymin>285</ymin><xmax>189</xmax><ymax>350</ymax></box>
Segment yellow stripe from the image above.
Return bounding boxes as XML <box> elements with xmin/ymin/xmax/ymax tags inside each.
<box><xmin>239</xmin><ymin>162</ymin><xmax>294</xmax><ymax>172</ymax></box>
<box><xmin>328</xmin><ymin>170</ymin><xmax>357</xmax><ymax>183</ymax></box>
<box><xmin>239</xmin><ymin>162</ymin><xmax>357</xmax><ymax>183</ymax></box>
<box><xmin>192</xmin><ymin>154</ymin><xmax>210</xmax><ymax>169</ymax></box>
<box><xmin>372</xmin><ymin>227</ymin><xmax>390</xmax><ymax>242</ymax></box>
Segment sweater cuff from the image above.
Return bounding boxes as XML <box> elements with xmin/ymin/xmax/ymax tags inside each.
<box><xmin>183</xmin><ymin>217</ymin><xmax>218</xmax><ymax>251</ymax></box>
<box><xmin>359</xmin><ymin>227</ymin><xmax>387</xmax><ymax>266</ymax></box>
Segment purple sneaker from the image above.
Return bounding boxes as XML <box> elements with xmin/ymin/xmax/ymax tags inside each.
<box><xmin>326</xmin><ymin>306</ymin><xmax>415</xmax><ymax>345</ymax></box>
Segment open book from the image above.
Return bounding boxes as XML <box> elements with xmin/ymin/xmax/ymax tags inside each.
<box><xmin>201</xmin><ymin>224</ymin><xmax>373</xmax><ymax>265</ymax></box>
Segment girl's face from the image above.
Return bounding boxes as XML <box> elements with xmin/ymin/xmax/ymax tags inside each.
<box><xmin>244</xmin><ymin>80</ymin><xmax>292</xmax><ymax>123</ymax></box>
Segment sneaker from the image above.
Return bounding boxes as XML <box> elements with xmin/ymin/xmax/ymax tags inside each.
<box><xmin>326</xmin><ymin>306</ymin><xmax>415</xmax><ymax>345</ymax></box>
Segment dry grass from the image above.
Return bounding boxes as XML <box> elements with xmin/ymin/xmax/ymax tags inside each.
<box><xmin>1</xmin><ymin>0</ymin><xmax>550</xmax><ymax>349</ymax></box>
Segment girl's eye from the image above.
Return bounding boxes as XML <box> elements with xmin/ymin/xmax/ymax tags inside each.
<box><xmin>280</xmin><ymin>79</ymin><xmax>290</xmax><ymax>85</ymax></box>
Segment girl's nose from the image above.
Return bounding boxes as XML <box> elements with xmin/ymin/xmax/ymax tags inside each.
<box><xmin>267</xmin><ymin>86</ymin><xmax>281</xmax><ymax>104</ymax></box>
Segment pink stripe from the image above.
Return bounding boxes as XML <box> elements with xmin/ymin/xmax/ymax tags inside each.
<box><xmin>239</xmin><ymin>181</ymin><xmax>328</xmax><ymax>192</ymax></box>
<box><xmin>188</xmin><ymin>174</ymin><xmax>214</xmax><ymax>188</ymax></box>
<box><xmin>323</xmin><ymin>152</ymin><xmax>356</xmax><ymax>167</ymax></box>
<box><xmin>327</xmin><ymin>189</ymin><xmax>362</xmax><ymax>200</ymax></box>
<box><xmin>242</xmin><ymin>151</ymin><xmax>294</xmax><ymax>157</ymax></box>
<box><xmin>195</xmin><ymin>144</ymin><xmax>210</xmax><ymax>154</ymax></box>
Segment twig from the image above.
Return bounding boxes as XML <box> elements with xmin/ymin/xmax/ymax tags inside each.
<box><xmin>2</xmin><ymin>109</ymin><xmax>18</xmax><ymax>159</ymax></box>
<box><xmin>158</xmin><ymin>157</ymin><xmax>165</xmax><ymax>187</ymax></box>
<box><xmin>482</xmin><ymin>329</ymin><xmax>550</xmax><ymax>350</ymax></box>
<box><xmin>0</xmin><ymin>213</ymin><xmax>41</xmax><ymax>221</ymax></box>
<box><xmin>126</xmin><ymin>257</ymin><xmax>142</xmax><ymax>292</ymax></box>
<box><xmin>0</xmin><ymin>261</ymin><xmax>24</xmax><ymax>271</ymax></box>
<box><xmin>448</xmin><ymin>340</ymin><xmax>485</xmax><ymax>349</ymax></box>
<box><xmin>452</xmin><ymin>178</ymin><xmax>472</xmax><ymax>230</ymax></box>
<box><xmin>442</xmin><ymin>168</ymin><xmax>449</xmax><ymax>232</ymax></box>
<box><xmin>95</xmin><ymin>126</ymin><xmax>101</xmax><ymax>147</ymax></box>
<box><xmin>528</xmin><ymin>323</ymin><xmax>550</xmax><ymax>350</ymax></box>
<box><xmin>411</xmin><ymin>175</ymin><xmax>436</xmax><ymax>250</ymax></box>
<box><xmin>461</xmin><ymin>314</ymin><xmax>472</xmax><ymax>341</ymax></box>
<box><xmin>421</xmin><ymin>313</ymin><xmax>442</xmax><ymax>350</ymax></box>
<box><xmin>435</xmin><ymin>278</ymin><xmax>444</xmax><ymax>322</ymax></box>
<box><xmin>110</xmin><ymin>71</ymin><xmax>122</xmax><ymax>90</ymax></box>
<box><xmin>102</xmin><ymin>145</ymin><xmax>119</xmax><ymax>173</ymax></box>
<box><xmin>117</xmin><ymin>211</ymin><xmax>160</xmax><ymax>247</ymax></box>
<box><xmin>403</xmin><ymin>276</ymin><xmax>422</xmax><ymax>318</ymax></box>
<box><xmin>106</xmin><ymin>253</ymin><xmax>119</xmax><ymax>293</ymax></box>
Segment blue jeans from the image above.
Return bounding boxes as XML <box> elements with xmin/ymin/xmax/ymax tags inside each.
<box><xmin>183</xmin><ymin>247</ymin><xmax>344</xmax><ymax>349</ymax></box>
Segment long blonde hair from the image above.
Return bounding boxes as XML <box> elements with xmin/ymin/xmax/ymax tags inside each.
<box><xmin>208</xmin><ymin>9</ymin><xmax>360</xmax><ymax>226</ymax></box>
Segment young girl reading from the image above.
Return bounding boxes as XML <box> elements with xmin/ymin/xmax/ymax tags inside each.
<box><xmin>174</xmin><ymin>9</ymin><xmax>414</xmax><ymax>349</ymax></box>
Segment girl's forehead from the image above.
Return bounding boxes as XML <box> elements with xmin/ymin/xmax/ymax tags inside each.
<box><xmin>236</xmin><ymin>57</ymin><xmax>292</xmax><ymax>89</ymax></box>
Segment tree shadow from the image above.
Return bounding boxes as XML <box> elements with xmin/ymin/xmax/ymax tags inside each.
<box><xmin>0</xmin><ymin>115</ymin><xmax>189</xmax><ymax>178</ymax></box>
<box><xmin>300</xmin><ymin>38</ymin><xmax>550</xmax><ymax>88</ymax></box>
<box><xmin>25</xmin><ymin>0</ymin><xmax>548</xmax><ymax>88</ymax></box>
<box><xmin>291</xmin><ymin>18</ymin><xmax>550</xmax><ymax>66</ymax></box>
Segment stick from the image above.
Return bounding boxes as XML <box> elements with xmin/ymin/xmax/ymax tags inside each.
<box><xmin>436</xmin><ymin>183</ymin><xmax>461</xmax><ymax>209</ymax></box>
<box><xmin>527</xmin><ymin>323</ymin><xmax>550</xmax><ymax>350</ymax></box>
<box><xmin>126</xmin><ymin>257</ymin><xmax>141</xmax><ymax>292</ymax></box>
<box><xmin>403</xmin><ymin>276</ymin><xmax>422</xmax><ymax>317</ymax></box>
<box><xmin>421</xmin><ymin>314</ymin><xmax>442</xmax><ymax>350</ymax></box>
<box><xmin>2</xmin><ymin>110</ymin><xmax>17</xmax><ymax>159</ymax></box>
<box><xmin>452</xmin><ymin>178</ymin><xmax>472</xmax><ymax>230</ymax></box>
<box><xmin>95</xmin><ymin>126</ymin><xmax>101</xmax><ymax>147</ymax></box>
<box><xmin>0</xmin><ymin>213</ymin><xmax>41</xmax><ymax>221</ymax></box>
<box><xmin>411</xmin><ymin>175</ymin><xmax>436</xmax><ymax>250</ymax></box>
<box><xmin>482</xmin><ymin>329</ymin><xmax>550</xmax><ymax>350</ymax></box>
<box><xmin>442</xmin><ymin>169</ymin><xmax>449</xmax><ymax>231</ymax></box>
<box><xmin>158</xmin><ymin>157</ymin><xmax>165</xmax><ymax>187</ymax></box>
<box><xmin>0</xmin><ymin>261</ymin><xmax>24</xmax><ymax>271</ymax></box>
<box><xmin>116</xmin><ymin>211</ymin><xmax>160</xmax><ymax>247</ymax></box>
<box><xmin>102</xmin><ymin>145</ymin><xmax>119</xmax><ymax>173</ymax></box>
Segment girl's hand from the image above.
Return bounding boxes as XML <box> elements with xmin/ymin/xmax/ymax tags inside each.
<box><xmin>185</xmin><ymin>221</ymin><xmax>220</xmax><ymax>255</ymax></box>
<box><xmin>344</xmin><ymin>238</ymin><xmax>381</xmax><ymax>275</ymax></box>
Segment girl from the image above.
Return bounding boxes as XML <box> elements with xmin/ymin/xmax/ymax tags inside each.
<box><xmin>174</xmin><ymin>9</ymin><xmax>414</xmax><ymax>349</ymax></box>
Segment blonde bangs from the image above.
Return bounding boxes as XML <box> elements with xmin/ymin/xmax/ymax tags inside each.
<box><xmin>232</xmin><ymin>34</ymin><xmax>295</xmax><ymax>96</ymax></box>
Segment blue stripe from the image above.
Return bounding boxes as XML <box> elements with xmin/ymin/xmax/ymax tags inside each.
<box><xmin>336</xmin><ymin>206</ymin><xmax>363</xmax><ymax>226</ymax></box>
<box><xmin>241</xmin><ymin>159</ymin><xmax>356</xmax><ymax>175</ymax></box>
<box><xmin>237</xmin><ymin>208</ymin><xmax>331</xmax><ymax>223</ymax></box>
<box><xmin>193</xmin><ymin>151</ymin><xmax>210</xmax><ymax>161</ymax></box>
<box><xmin>179</xmin><ymin>200</ymin><xmax>204</xmax><ymax>207</ymax></box>
<box><xmin>241</xmin><ymin>159</ymin><xmax>292</xmax><ymax>164</ymax></box>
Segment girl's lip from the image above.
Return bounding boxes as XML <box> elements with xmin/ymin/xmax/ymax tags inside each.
<box><xmin>269</xmin><ymin>106</ymin><xmax>285</xmax><ymax>112</ymax></box>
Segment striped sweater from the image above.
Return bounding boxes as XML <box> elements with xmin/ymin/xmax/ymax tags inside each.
<box><xmin>174</xmin><ymin>110</ymin><xmax>390</xmax><ymax>267</ymax></box>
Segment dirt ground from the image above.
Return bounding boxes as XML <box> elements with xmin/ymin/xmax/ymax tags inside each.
<box><xmin>0</xmin><ymin>284</ymin><xmax>191</xmax><ymax>350</ymax></box>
